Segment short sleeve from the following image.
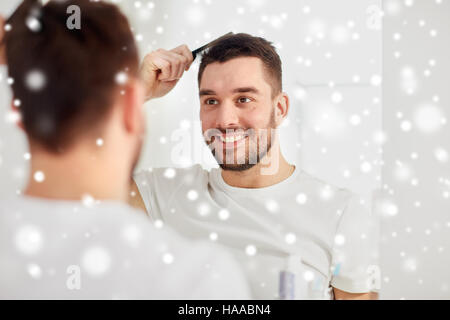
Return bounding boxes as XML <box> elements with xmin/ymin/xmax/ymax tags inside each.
<box><xmin>330</xmin><ymin>192</ymin><xmax>380</xmax><ymax>294</ymax></box>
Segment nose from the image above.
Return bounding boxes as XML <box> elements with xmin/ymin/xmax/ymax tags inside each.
<box><xmin>214</xmin><ymin>99</ymin><xmax>240</xmax><ymax>130</ymax></box>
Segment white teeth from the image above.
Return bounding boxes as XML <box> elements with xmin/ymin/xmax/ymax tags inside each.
<box><xmin>219</xmin><ymin>135</ymin><xmax>245</xmax><ymax>143</ymax></box>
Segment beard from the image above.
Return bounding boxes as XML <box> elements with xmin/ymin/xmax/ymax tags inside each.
<box><xmin>204</xmin><ymin>111</ymin><xmax>277</xmax><ymax>172</ymax></box>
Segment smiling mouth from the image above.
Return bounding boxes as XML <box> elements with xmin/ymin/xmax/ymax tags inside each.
<box><xmin>217</xmin><ymin>134</ymin><xmax>248</xmax><ymax>143</ymax></box>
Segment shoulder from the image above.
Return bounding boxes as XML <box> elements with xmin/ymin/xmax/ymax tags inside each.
<box><xmin>0</xmin><ymin>197</ymin><xmax>248</xmax><ymax>299</ymax></box>
<box><xmin>295</xmin><ymin>168</ymin><xmax>358</xmax><ymax>208</ymax></box>
<box><xmin>294</xmin><ymin>169</ymin><xmax>373</xmax><ymax>232</ymax></box>
<box><xmin>298</xmin><ymin>169</ymin><xmax>352</xmax><ymax>194</ymax></box>
<box><xmin>133</xmin><ymin>165</ymin><xmax>212</xmax><ymax>210</ymax></box>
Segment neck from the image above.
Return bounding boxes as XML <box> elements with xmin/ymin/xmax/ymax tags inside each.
<box><xmin>221</xmin><ymin>146</ymin><xmax>295</xmax><ymax>188</ymax></box>
<box><xmin>23</xmin><ymin>144</ymin><xmax>130</xmax><ymax>203</ymax></box>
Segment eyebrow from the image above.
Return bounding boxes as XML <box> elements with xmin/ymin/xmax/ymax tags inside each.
<box><xmin>199</xmin><ymin>89</ymin><xmax>216</xmax><ymax>96</ymax></box>
<box><xmin>199</xmin><ymin>87</ymin><xmax>260</xmax><ymax>96</ymax></box>
<box><xmin>232</xmin><ymin>87</ymin><xmax>260</xmax><ymax>94</ymax></box>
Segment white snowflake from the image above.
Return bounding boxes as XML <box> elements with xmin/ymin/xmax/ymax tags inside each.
<box><xmin>26</xmin><ymin>16</ymin><xmax>41</xmax><ymax>32</ymax></box>
<box><xmin>334</xmin><ymin>234</ymin><xmax>346</xmax><ymax>246</ymax></box>
<box><xmin>218</xmin><ymin>208</ymin><xmax>230</xmax><ymax>220</ymax></box>
<box><xmin>33</xmin><ymin>170</ymin><xmax>45</xmax><ymax>183</ymax></box>
<box><xmin>162</xmin><ymin>252</ymin><xmax>174</xmax><ymax>264</ymax></box>
<box><xmin>115</xmin><ymin>71</ymin><xmax>128</xmax><ymax>85</ymax></box>
<box><xmin>303</xmin><ymin>270</ymin><xmax>315</xmax><ymax>282</ymax></box>
<box><xmin>265</xmin><ymin>199</ymin><xmax>279</xmax><ymax>213</ymax></box>
<box><xmin>296</xmin><ymin>193</ymin><xmax>307</xmax><ymax>205</ymax></box>
<box><xmin>81</xmin><ymin>194</ymin><xmax>95</xmax><ymax>207</ymax></box>
<box><xmin>187</xmin><ymin>189</ymin><xmax>198</xmax><ymax>201</ymax></box>
<box><xmin>209</xmin><ymin>232</ymin><xmax>218</xmax><ymax>241</ymax></box>
<box><xmin>122</xmin><ymin>224</ymin><xmax>142</xmax><ymax>247</ymax></box>
<box><xmin>163</xmin><ymin>168</ymin><xmax>176</xmax><ymax>179</ymax></box>
<box><xmin>25</xmin><ymin>69</ymin><xmax>46</xmax><ymax>91</ymax></box>
<box><xmin>15</xmin><ymin>225</ymin><xmax>43</xmax><ymax>255</ymax></box>
<box><xmin>81</xmin><ymin>246</ymin><xmax>111</xmax><ymax>276</ymax></box>
<box><xmin>413</xmin><ymin>104</ymin><xmax>444</xmax><ymax>134</ymax></box>
<box><xmin>245</xmin><ymin>245</ymin><xmax>257</xmax><ymax>256</ymax></box>
<box><xmin>285</xmin><ymin>233</ymin><xmax>296</xmax><ymax>245</ymax></box>
<box><xmin>330</xmin><ymin>91</ymin><xmax>343</xmax><ymax>104</ymax></box>
<box><xmin>27</xmin><ymin>263</ymin><xmax>43</xmax><ymax>279</ymax></box>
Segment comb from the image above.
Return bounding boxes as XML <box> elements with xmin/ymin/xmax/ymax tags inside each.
<box><xmin>191</xmin><ymin>32</ymin><xmax>233</xmax><ymax>61</ymax></box>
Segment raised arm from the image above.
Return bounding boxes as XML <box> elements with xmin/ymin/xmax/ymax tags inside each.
<box><xmin>129</xmin><ymin>45</ymin><xmax>193</xmax><ymax>212</ymax></box>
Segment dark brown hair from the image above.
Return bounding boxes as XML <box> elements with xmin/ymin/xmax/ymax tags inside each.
<box><xmin>5</xmin><ymin>0</ymin><xmax>139</xmax><ymax>152</ymax></box>
<box><xmin>198</xmin><ymin>33</ymin><xmax>282</xmax><ymax>97</ymax></box>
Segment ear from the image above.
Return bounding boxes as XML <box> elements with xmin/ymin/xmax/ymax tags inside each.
<box><xmin>274</xmin><ymin>92</ymin><xmax>289</xmax><ymax>126</ymax></box>
<box><xmin>121</xmin><ymin>78</ymin><xmax>145</xmax><ymax>134</ymax></box>
<box><xmin>0</xmin><ymin>15</ymin><xmax>6</xmax><ymax>66</ymax></box>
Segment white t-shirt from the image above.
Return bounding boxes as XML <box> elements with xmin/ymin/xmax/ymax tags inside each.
<box><xmin>0</xmin><ymin>195</ymin><xmax>250</xmax><ymax>299</ymax></box>
<box><xmin>134</xmin><ymin>165</ymin><xmax>379</xmax><ymax>299</ymax></box>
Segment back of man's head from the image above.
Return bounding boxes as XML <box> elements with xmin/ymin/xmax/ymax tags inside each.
<box><xmin>5</xmin><ymin>0</ymin><xmax>139</xmax><ymax>153</ymax></box>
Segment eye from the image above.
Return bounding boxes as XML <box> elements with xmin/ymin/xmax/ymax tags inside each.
<box><xmin>237</xmin><ymin>97</ymin><xmax>252</xmax><ymax>103</ymax></box>
<box><xmin>205</xmin><ymin>98</ymin><xmax>219</xmax><ymax>105</ymax></box>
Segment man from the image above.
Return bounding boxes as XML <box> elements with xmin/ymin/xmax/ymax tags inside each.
<box><xmin>0</xmin><ymin>0</ymin><xmax>250</xmax><ymax>299</ymax></box>
<box><xmin>131</xmin><ymin>33</ymin><xmax>379</xmax><ymax>299</ymax></box>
